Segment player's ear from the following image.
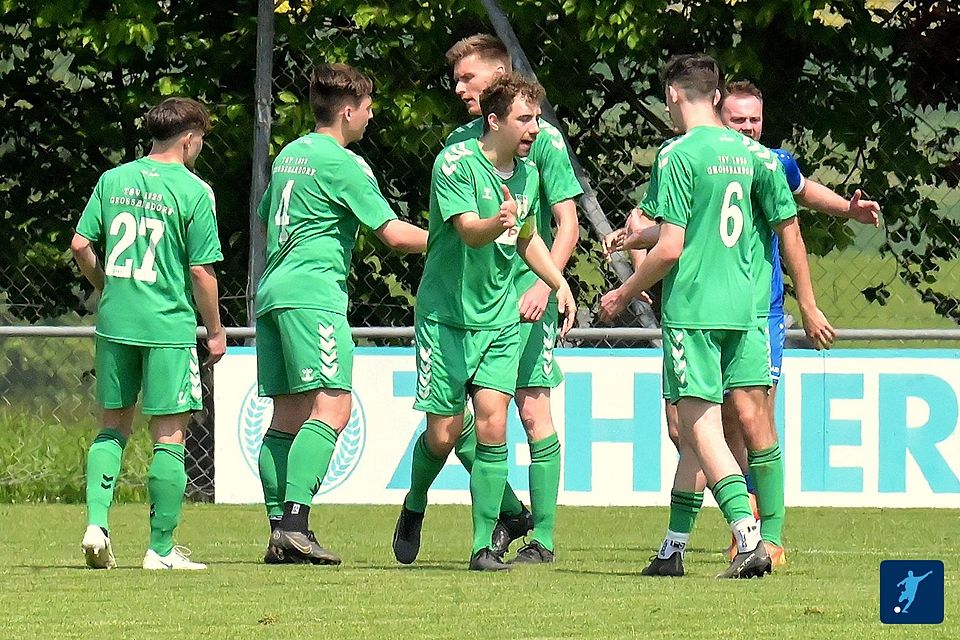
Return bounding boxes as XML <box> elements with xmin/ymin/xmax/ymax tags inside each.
<box><xmin>712</xmin><ymin>89</ymin><xmax>721</xmax><ymax>107</ymax></box>
<box><xmin>668</xmin><ymin>85</ymin><xmax>679</xmax><ymax>105</ymax></box>
<box><xmin>487</xmin><ymin>113</ymin><xmax>500</xmax><ymax>131</ymax></box>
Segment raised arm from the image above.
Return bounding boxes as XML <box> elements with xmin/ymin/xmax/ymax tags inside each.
<box><xmin>451</xmin><ymin>184</ymin><xmax>517</xmax><ymax>248</ymax></box>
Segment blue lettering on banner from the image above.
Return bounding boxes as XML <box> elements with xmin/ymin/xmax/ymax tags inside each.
<box><xmin>801</xmin><ymin>373</ymin><xmax>864</xmax><ymax>492</ymax></box>
<box><xmin>387</xmin><ymin>371</ymin><xmax>528</xmax><ymax>491</ymax></box>
<box><xmin>563</xmin><ymin>372</ymin><xmax>662</xmax><ymax>492</ymax></box>
<box><xmin>878</xmin><ymin>374</ymin><xmax>960</xmax><ymax>493</ymax></box>
<box><xmin>378</xmin><ymin>353</ymin><xmax>959</xmax><ymax>502</ymax></box>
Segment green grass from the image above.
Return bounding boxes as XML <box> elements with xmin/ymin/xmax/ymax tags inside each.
<box><xmin>0</xmin><ymin>504</ymin><xmax>956</xmax><ymax>639</ymax></box>
<box><xmin>0</xmin><ymin>411</ymin><xmax>153</xmax><ymax>502</ymax></box>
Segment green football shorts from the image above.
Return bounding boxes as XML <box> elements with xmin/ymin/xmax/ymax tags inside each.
<box><xmin>516</xmin><ymin>302</ymin><xmax>564</xmax><ymax>389</ymax></box>
<box><xmin>413</xmin><ymin>316</ymin><xmax>520</xmax><ymax>415</ymax></box>
<box><xmin>662</xmin><ymin>322</ymin><xmax>771</xmax><ymax>405</ymax></box>
<box><xmin>256</xmin><ymin>307</ymin><xmax>354</xmax><ymax>396</ymax></box>
<box><xmin>95</xmin><ymin>337</ymin><xmax>201</xmax><ymax>415</ymax></box>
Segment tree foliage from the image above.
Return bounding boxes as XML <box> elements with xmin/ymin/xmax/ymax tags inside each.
<box><xmin>1</xmin><ymin>0</ymin><xmax>957</xmax><ymax>327</ymax></box>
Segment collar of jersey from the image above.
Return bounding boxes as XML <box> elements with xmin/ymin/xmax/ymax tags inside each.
<box><xmin>471</xmin><ymin>137</ymin><xmax>519</xmax><ymax>179</ymax></box>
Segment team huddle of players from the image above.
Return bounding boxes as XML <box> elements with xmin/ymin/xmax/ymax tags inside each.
<box><xmin>71</xmin><ymin>34</ymin><xmax>880</xmax><ymax>575</ymax></box>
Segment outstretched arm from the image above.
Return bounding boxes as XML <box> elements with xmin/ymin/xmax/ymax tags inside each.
<box><xmin>598</xmin><ymin>222</ymin><xmax>683</xmax><ymax>322</ymax></box>
<box><xmin>798</xmin><ymin>181</ymin><xmax>880</xmax><ymax>227</ymax></box>
<box><xmin>375</xmin><ymin>219</ymin><xmax>428</xmax><ymax>253</ymax></box>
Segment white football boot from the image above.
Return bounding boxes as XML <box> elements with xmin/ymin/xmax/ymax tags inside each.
<box><xmin>81</xmin><ymin>525</ymin><xmax>117</xmax><ymax>569</ymax></box>
<box><xmin>142</xmin><ymin>545</ymin><xmax>207</xmax><ymax>570</ymax></box>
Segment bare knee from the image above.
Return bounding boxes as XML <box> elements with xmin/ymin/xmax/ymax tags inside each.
<box><xmin>102</xmin><ymin>407</ymin><xmax>135</xmax><ymax>439</ymax></box>
<box><xmin>426</xmin><ymin>414</ymin><xmax>463</xmax><ymax>456</ymax></box>
<box><xmin>475</xmin><ymin>413</ymin><xmax>507</xmax><ymax>443</ymax></box>
<box><xmin>308</xmin><ymin>388</ymin><xmax>352</xmax><ymax>432</ymax></box>
<box><xmin>516</xmin><ymin>389</ymin><xmax>555</xmax><ymax>442</ymax></box>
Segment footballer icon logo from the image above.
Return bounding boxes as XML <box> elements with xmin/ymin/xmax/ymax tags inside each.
<box><xmin>238</xmin><ymin>385</ymin><xmax>366</xmax><ymax>495</ymax></box>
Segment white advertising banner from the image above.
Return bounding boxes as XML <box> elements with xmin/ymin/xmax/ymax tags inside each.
<box><xmin>214</xmin><ymin>347</ymin><xmax>960</xmax><ymax>508</ymax></box>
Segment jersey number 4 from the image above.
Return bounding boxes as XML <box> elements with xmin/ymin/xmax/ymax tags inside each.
<box><xmin>720</xmin><ymin>182</ymin><xmax>744</xmax><ymax>247</ymax></box>
<box><xmin>274</xmin><ymin>179</ymin><xmax>295</xmax><ymax>243</ymax></box>
<box><xmin>105</xmin><ymin>212</ymin><xmax>165</xmax><ymax>283</ymax></box>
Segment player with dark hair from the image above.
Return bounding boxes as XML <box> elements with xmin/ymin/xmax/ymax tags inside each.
<box><xmin>393</xmin><ymin>73</ymin><xmax>576</xmax><ymax>571</ymax></box>
<box><xmin>600</xmin><ymin>54</ymin><xmax>835</xmax><ymax>578</ymax></box>
<box><xmin>257</xmin><ymin>63</ymin><xmax>428</xmax><ymax>565</ymax></box>
<box><xmin>605</xmin><ymin>78</ymin><xmax>879</xmax><ymax>570</ymax></box>
<box><xmin>73</xmin><ymin>97</ymin><xmax>224</xmax><ymax>570</ymax></box>
<box><xmin>430</xmin><ymin>33</ymin><xmax>583</xmax><ymax>563</ymax></box>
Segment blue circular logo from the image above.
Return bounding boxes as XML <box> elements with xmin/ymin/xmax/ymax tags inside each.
<box><xmin>237</xmin><ymin>386</ymin><xmax>366</xmax><ymax>495</ymax></box>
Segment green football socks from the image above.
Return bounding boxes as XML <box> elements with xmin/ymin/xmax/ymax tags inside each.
<box><xmin>258</xmin><ymin>428</ymin><xmax>295</xmax><ymax>522</ymax></box>
<box><xmin>749</xmin><ymin>444</ymin><xmax>786</xmax><ymax>546</ymax></box>
<box><xmin>528</xmin><ymin>433</ymin><xmax>561</xmax><ymax>551</ymax></box>
<box><xmin>404</xmin><ymin>431</ymin><xmax>447</xmax><ymax>513</ymax></box>
<box><xmin>668</xmin><ymin>489</ymin><xmax>705</xmax><ymax>535</ymax></box>
<box><xmin>147</xmin><ymin>443</ymin><xmax>187</xmax><ymax>556</ymax></box>
<box><xmin>470</xmin><ymin>442</ymin><xmax>508</xmax><ymax>554</ymax></box>
<box><xmin>284</xmin><ymin>419</ymin><xmax>339</xmax><ymax>507</ymax></box>
<box><xmin>712</xmin><ymin>474</ymin><xmax>754</xmax><ymax>525</ymax></box>
<box><xmin>455</xmin><ymin>411</ymin><xmax>524</xmax><ymax>517</ymax></box>
<box><xmin>85</xmin><ymin>428</ymin><xmax>127</xmax><ymax>531</ymax></box>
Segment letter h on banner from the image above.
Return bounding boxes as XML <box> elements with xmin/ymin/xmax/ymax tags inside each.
<box><xmin>563</xmin><ymin>372</ymin><xmax>662</xmax><ymax>492</ymax></box>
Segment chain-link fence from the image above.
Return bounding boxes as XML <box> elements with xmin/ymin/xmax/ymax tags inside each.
<box><xmin>2</xmin><ymin>1</ymin><xmax>958</xmax><ymax>501</ymax></box>
<box><xmin>0</xmin><ymin>334</ymin><xmax>214</xmax><ymax>500</ymax></box>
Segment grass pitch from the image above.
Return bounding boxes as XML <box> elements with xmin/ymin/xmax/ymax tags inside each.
<box><xmin>0</xmin><ymin>504</ymin><xmax>956</xmax><ymax>639</ymax></box>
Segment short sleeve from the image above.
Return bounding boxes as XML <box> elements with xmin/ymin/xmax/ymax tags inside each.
<box><xmin>431</xmin><ymin>146</ymin><xmax>478</xmax><ymax>222</ymax></box>
<box><xmin>334</xmin><ymin>152</ymin><xmax>397</xmax><ymax>231</ymax></box>
<box><xmin>772</xmin><ymin>148</ymin><xmax>806</xmax><ymax>194</ymax></box>
<box><xmin>638</xmin><ymin>159</ymin><xmax>661</xmax><ymax>219</ymax></box>
<box><xmin>76</xmin><ymin>177</ymin><xmax>105</xmax><ymax>242</ymax></box>
<box><xmin>753</xmin><ymin>152</ymin><xmax>798</xmax><ymax>228</ymax></box>
<box><xmin>532</xmin><ymin>120</ymin><xmax>583</xmax><ymax>206</ymax></box>
<box><xmin>655</xmin><ymin>152</ymin><xmax>695</xmax><ymax>229</ymax></box>
<box><xmin>256</xmin><ymin>187</ymin><xmax>270</xmax><ymax>225</ymax></box>
<box><xmin>187</xmin><ymin>186</ymin><xmax>224</xmax><ymax>266</ymax></box>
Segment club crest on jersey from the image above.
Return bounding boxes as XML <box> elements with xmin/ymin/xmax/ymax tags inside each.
<box><xmin>482</xmin><ymin>186</ymin><xmax>493</xmax><ymax>200</ymax></box>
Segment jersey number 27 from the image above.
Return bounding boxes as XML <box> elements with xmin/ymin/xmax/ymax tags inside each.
<box><xmin>105</xmin><ymin>212</ymin><xmax>165</xmax><ymax>283</ymax></box>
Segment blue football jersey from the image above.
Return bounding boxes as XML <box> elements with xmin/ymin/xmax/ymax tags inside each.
<box><xmin>768</xmin><ymin>148</ymin><xmax>805</xmax><ymax>313</ymax></box>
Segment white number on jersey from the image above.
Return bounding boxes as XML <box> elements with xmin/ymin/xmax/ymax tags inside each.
<box><xmin>720</xmin><ymin>182</ymin><xmax>745</xmax><ymax>248</ymax></box>
<box><xmin>274</xmin><ymin>179</ymin><xmax>295</xmax><ymax>243</ymax></box>
<box><xmin>105</xmin><ymin>212</ymin><xmax>165</xmax><ymax>283</ymax></box>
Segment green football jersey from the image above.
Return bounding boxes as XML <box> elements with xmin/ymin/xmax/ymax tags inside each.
<box><xmin>76</xmin><ymin>158</ymin><xmax>222</xmax><ymax>347</ymax></box>
<box><xmin>446</xmin><ymin>118</ymin><xmax>582</xmax><ymax>296</ymax></box>
<box><xmin>255</xmin><ymin>133</ymin><xmax>397</xmax><ymax>317</ymax></box>
<box><xmin>637</xmin><ymin>136</ymin><xmax>681</xmax><ymax>218</ymax></box>
<box><xmin>416</xmin><ymin>138</ymin><xmax>540</xmax><ymax>329</ymax></box>
<box><xmin>653</xmin><ymin>126</ymin><xmax>796</xmax><ymax>330</ymax></box>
